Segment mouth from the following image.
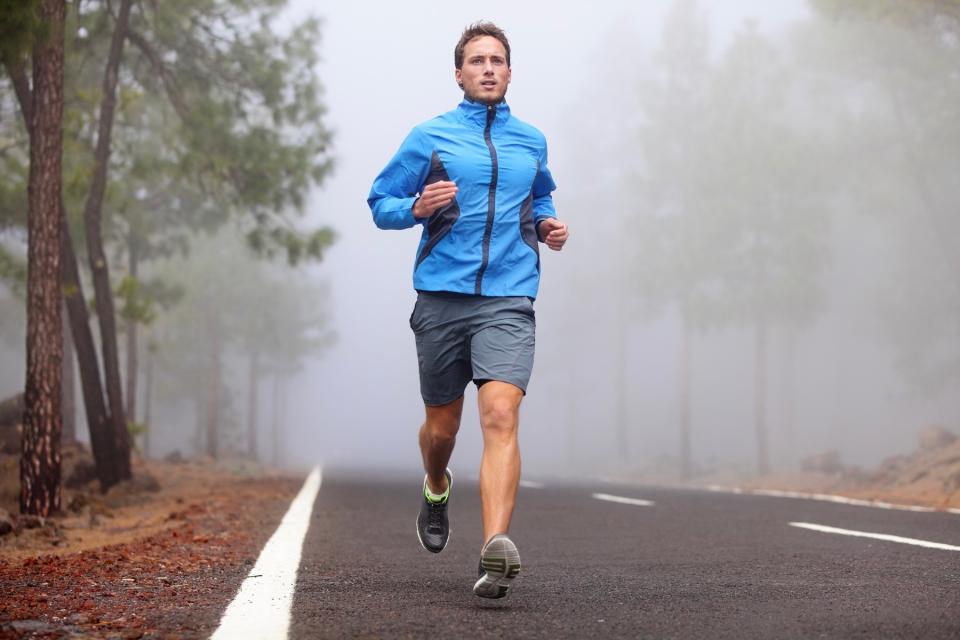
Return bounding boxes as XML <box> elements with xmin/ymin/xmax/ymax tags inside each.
<box><xmin>480</xmin><ymin>81</ymin><xmax>498</xmax><ymax>90</ymax></box>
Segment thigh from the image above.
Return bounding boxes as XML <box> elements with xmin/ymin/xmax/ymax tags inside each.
<box><xmin>477</xmin><ymin>380</ymin><xmax>524</xmax><ymax>413</ymax></box>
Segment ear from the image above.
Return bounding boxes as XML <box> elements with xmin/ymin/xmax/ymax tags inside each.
<box><xmin>455</xmin><ymin>68</ymin><xmax>463</xmax><ymax>89</ymax></box>
<box><xmin>506</xmin><ymin>67</ymin><xmax>512</xmax><ymax>85</ymax></box>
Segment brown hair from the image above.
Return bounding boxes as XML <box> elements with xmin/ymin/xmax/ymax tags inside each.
<box><xmin>454</xmin><ymin>21</ymin><xmax>511</xmax><ymax>69</ymax></box>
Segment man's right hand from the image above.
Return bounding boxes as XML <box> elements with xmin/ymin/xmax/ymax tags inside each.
<box><xmin>413</xmin><ymin>180</ymin><xmax>458</xmax><ymax>219</ymax></box>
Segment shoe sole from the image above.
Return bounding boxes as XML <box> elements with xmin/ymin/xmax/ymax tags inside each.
<box><xmin>473</xmin><ymin>536</ymin><xmax>521</xmax><ymax>599</ymax></box>
<box><xmin>415</xmin><ymin>514</ymin><xmax>450</xmax><ymax>553</ymax></box>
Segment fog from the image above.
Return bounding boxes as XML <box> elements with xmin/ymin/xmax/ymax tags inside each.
<box><xmin>259</xmin><ymin>0</ymin><xmax>957</xmax><ymax>480</ymax></box>
<box><xmin>3</xmin><ymin>0</ymin><xmax>957</xmax><ymax>483</ymax></box>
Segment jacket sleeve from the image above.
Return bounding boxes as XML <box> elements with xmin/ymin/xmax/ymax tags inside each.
<box><xmin>367</xmin><ymin>128</ymin><xmax>431</xmax><ymax>230</ymax></box>
<box><xmin>532</xmin><ymin>137</ymin><xmax>558</xmax><ymax>239</ymax></box>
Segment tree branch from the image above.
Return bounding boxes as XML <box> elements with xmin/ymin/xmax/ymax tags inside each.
<box><xmin>125</xmin><ymin>28</ymin><xmax>190</xmax><ymax>121</ymax></box>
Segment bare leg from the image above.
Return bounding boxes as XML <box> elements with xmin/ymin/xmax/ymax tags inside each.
<box><xmin>477</xmin><ymin>381</ymin><xmax>523</xmax><ymax>544</ymax></box>
<box><xmin>419</xmin><ymin>396</ymin><xmax>464</xmax><ymax>494</ymax></box>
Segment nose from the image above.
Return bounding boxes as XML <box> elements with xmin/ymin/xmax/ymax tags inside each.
<box><xmin>483</xmin><ymin>60</ymin><xmax>495</xmax><ymax>74</ymax></box>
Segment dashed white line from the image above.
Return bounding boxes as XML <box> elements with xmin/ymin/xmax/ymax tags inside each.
<box><xmin>211</xmin><ymin>465</ymin><xmax>322</xmax><ymax>640</ymax></box>
<box><xmin>519</xmin><ymin>480</ymin><xmax>545</xmax><ymax>489</ymax></box>
<box><xmin>790</xmin><ymin>522</ymin><xmax>960</xmax><ymax>552</ymax></box>
<box><xmin>592</xmin><ymin>493</ymin><xmax>655</xmax><ymax>507</ymax></box>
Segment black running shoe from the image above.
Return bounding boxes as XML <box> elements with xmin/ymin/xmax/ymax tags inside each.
<box><xmin>416</xmin><ymin>469</ymin><xmax>452</xmax><ymax>553</ymax></box>
<box><xmin>473</xmin><ymin>534</ymin><xmax>521</xmax><ymax>599</ymax></box>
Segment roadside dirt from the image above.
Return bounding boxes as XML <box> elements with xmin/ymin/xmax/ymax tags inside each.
<box><xmin>687</xmin><ymin>426</ymin><xmax>960</xmax><ymax>511</ymax></box>
<box><xmin>0</xmin><ymin>445</ymin><xmax>302</xmax><ymax>639</ymax></box>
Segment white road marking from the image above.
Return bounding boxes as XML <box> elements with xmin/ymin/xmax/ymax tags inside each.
<box><xmin>519</xmin><ymin>480</ymin><xmax>545</xmax><ymax>489</ymax></box>
<box><xmin>592</xmin><ymin>492</ymin><xmax>655</xmax><ymax>507</ymax></box>
<box><xmin>790</xmin><ymin>522</ymin><xmax>960</xmax><ymax>552</ymax></box>
<box><xmin>211</xmin><ymin>466</ymin><xmax>322</xmax><ymax>640</ymax></box>
<box><xmin>707</xmin><ymin>485</ymin><xmax>948</xmax><ymax>514</ymax></box>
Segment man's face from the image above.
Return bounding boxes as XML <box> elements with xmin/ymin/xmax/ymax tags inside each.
<box><xmin>456</xmin><ymin>36</ymin><xmax>511</xmax><ymax>105</ymax></box>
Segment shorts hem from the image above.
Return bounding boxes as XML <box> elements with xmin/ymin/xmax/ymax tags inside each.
<box><xmin>474</xmin><ymin>377</ymin><xmax>528</xmax><ymax>396</ymax></box>
<box><xmin>422</xmin><ymin>392</ymin><xmax>466</xmax><ymax>407</ymax></box>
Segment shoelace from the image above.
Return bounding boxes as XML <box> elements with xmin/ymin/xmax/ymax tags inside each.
<box><xmin>427</xmin><ymin>500</ymin><xmax>446</xmax><ymax>532</ymax></box>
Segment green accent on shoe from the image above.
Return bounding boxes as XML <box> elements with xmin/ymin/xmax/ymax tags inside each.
<box><xmin>423</xmin><ymin>474</ymin><xmax>450</xmax><ymax>504</ymax></box>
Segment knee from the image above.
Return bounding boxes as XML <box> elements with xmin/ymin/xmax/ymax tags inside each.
<box><xmin>425</xmin><ymin>416</ymin><xmax>459</xmax><ymax>444</ymax></box>
<box><xmin>480</xmin><ymin>398</ymin><xmax>518</xmax><ymax>439</ymax></box>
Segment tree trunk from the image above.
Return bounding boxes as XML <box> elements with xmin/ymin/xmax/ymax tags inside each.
<box><xmin>205</xmin><ymin>305</ymin><xmax>220</xmax><ymax>459</ymax></box>
<box><xmin>271</xmin><ymin>375</ymin><xmax>281</xmax><ymax>467</ymax></box>
<box><xmin>82</xmin><ymin>0</ymin><xmax>134</xmax><ymax>480</ymax></box>
<box><xmin>247</xmin><ymin>349</ymin><xmax>259</xmax><ymax>461</ymax></box>
<box><xmin>194</xmin><ymin>393</ymin><xmax>205</xmax><ymax>456</ymax></box>
<box><xmin>614</xmin><ymin>294</ymin><xmax>629</xmax><ymax>464</ymax></box>
<box><xmin>125</xmin><ymin>233</ymin><xmax>138</xmax><ymax>426</ymax></box>
<box><xmin>755</xmin><ymin>316</ymin><xmax>770</xmax><ymax>476</ymax></box>
<box><xmin>885</xmin><ymin>78</ymin><xmax>960</xmax><ymax>287</ymax></box>
<box><xmin>143</xmin><ymin>341</ymin><xmax>153</xmax><ymax>458</ymax></box>
<box><xmin>679</xmin><ymin>309</ymin><xmax>692</xmax><ymax>480</ymax></box>
<box><xmin>278</xmin><ymin>377</ymin><xmax>286</xmax><ymax>467</ymax></box>
<box><xmin>567</xmin><ymin>367</ymin><xmax>577</xmax><ymax>468</ymax></box>
<box><xmin>21</xmin><ymin>0</ymin><xmax>66</xmax><ymax>517</ymax></box>
<box><xmin>61</xmin><ymin>299</ymin><xmax>76</xmax><ymax>443</ymax></box>
<box><xmin>61</xmin><ymin>216</ymin><xmax>120</xmax><ymax>488</ymax></box>
<box><xmin>4</xmin><ymin>31</ymin><xmax>121</xmax><ymax>493</ymax></box>
<box><xmin>780</xmin><ymin>329</ymin><xmax>797</xmax><ymax>469</ymax></box>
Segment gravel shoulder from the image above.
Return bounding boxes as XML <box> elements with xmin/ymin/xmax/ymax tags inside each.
<box><xmin>0</xmin><ymin>449</ymin><xmax>302</xmax><ymax>639</ymax></box>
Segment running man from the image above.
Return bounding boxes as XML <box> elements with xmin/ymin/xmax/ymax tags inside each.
<box><xmin>367</xmin><ymin>21</ymin><xmax>568</xmax><ymax>599</ymax></box>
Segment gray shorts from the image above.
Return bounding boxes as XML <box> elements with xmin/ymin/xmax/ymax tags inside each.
<box><xmin>409</xmin><ymin>292</ymin><xmax>536</xmax><ymax>406</ymax></box>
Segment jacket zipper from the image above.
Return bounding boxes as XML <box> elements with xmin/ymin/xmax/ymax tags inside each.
<box><xmin>475</xmin><ymin>104</ymin><xmax>498</xmax><ymax>295</ymax></box>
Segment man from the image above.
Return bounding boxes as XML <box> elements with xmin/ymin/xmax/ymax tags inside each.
<box><xmin>368</xmin><ymin>22</ymin><xmax>568</xmax><ymax>599</ymax></box>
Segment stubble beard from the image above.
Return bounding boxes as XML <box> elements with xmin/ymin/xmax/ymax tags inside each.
<box><xmin>464</xmin><ymin>84</ymin><xmax>507</xmax><ymax>106</ymax></box>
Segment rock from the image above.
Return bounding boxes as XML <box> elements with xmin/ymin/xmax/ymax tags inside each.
<box><xmin>67</xmin><ymin>492</ymin><xmax>90</xmax><ymax>513</ymax></box>
<box><xmin>0</xmin><ymin>508</ymin><xmax>14</xmax><ymax>536</ymax></box>
<box><xmin>61</xmin><ymin>440</ymin><xmax>91</xmax><ymax>459</ymax></box>
<box><xmin>103</xmin><ymin>472</ymin><xmax>162</xmax><ymax>508</ymax></box>
<box><xmin>164</xmin><ymin>450</ymin><xmax>185</xmax><ymax>463</ymax></box>
<box><xmin>65</xmin><ymin>458</ymin><xmax>98</xmax><ymax>489</ymax></box>
<box><xmin>869</xmin><ymin>454</ymin><xmax>908</xmax><ymax>485</ymax></box>
<box><xmin>943</xmin><ymin>469</ymin><xmax>960</xmax><ymax>494</ymax></box>
<box><xmin>800</xmin><ymin>450</ymin><xmax>845</xmax><ymax>474</ymax></box>
<box><xmin>17</xmin><ymin>514</ymin><xmax>44</xmax><ymax>530</ymax></box>
<box><xmin>130</xmin><ymin>471</ymin><xmax>161</xmax><ymax>493</ymax></box>
<box><xmin>918</xmin><ymin>425</ymin><xmax>957</xmax><ymax>452</ymax></box>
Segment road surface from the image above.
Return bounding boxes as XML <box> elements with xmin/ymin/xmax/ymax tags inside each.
<box><xmin>240</xmin><ymin>468</ymin><xmax>960</xmax><ymax>638</ymax></box>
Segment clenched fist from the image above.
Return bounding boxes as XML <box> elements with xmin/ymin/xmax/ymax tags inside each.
<box><xmin>413</xmin><ymin>181</ymin><xmax>458</xmax><ymax>219</ymax></box>
<box><xmin>537</xmin><ymin>218</ymin><xmax>569</xmax><ymax>251</ymax></box>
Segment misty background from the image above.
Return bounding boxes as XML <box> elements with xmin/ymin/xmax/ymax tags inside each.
<box><xmin>2</xmin><ymin>0</ymin><xmax>957</xmax><ymax>481</ymax></box>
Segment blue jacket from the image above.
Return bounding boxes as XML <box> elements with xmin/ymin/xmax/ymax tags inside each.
<box><xmin>368</xmin><ymin>99</ymin><xmax>557</xmax><ymax>298</ymax></box>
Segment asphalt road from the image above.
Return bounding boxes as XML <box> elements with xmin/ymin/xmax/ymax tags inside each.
<box><xmin>289</xmin><ymin>469</ymin><xmax>960</xmax><ymax>639</ymax></box>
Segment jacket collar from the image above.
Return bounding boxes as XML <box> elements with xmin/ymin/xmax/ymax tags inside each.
<box><xmin>456</xmin><ymin>97</ymin><xmax>511</xmax><ymax>130</ymax></box>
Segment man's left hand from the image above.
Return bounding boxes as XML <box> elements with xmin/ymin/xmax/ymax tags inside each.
<box><xmin>538</xmin><ymin>218</ymin><xmax>569</xmax><ymax>251</ymax></box>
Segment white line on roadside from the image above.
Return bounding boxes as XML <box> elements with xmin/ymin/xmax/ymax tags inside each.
<box><xmin>707</xmin><ymin>485</ymin><xmax>950</xmax><ymax>514</ymax></box>
<box><xmin>211</xmin><ymin>466</ymin><xmax>322</xmax><ymax>640</ymax></box>
<box><xmin>789</xmin><ymin>522</ymin><xmax>960</xmax><ymax>552</ymax></box>
<box><xmin>519</xmin><ymin>480</ymin><xmax>545</xmax><ymax>489</ymax></box>
<box><xmin>592</xmin><ymin>492</ymin><xmax>655</xmax><ymax>507</ymax></box>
